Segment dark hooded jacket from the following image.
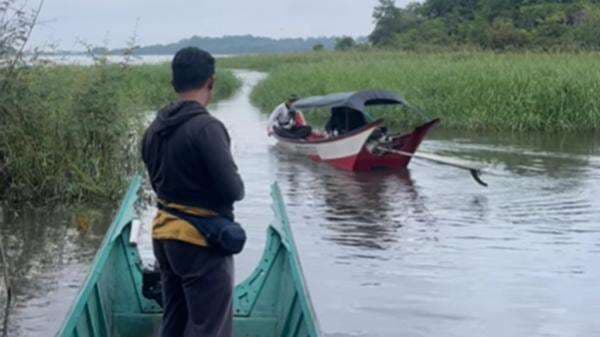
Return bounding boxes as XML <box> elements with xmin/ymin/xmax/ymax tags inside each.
<box><xmin>142</xmin><ymin>101</ymin><xmax>244</xmax><ymax>220</ymax></box>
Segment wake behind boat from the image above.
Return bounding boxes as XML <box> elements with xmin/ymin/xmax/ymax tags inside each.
<box><xmin>270</xmin><ymin>90</ymin><xmax>440</xmax><ymax>172</ymax></box>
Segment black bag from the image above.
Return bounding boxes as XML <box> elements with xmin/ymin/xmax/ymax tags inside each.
<box><xmin>157</xmin><ymin>204</ymin><xmax>246</xmax><ymax>255</ymax></box>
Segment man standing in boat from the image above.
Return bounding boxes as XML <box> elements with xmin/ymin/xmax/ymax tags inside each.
<box><xmin>267</xmin><ymin>95</ymin><xmax>312</xmax><ymax>139</ymax></box>
<box><xmin>142</xmin><ymin>47</ymin><xmax>245</xmax><ymax>337</ymax></box>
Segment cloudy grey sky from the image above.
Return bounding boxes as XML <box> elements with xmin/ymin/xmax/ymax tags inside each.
<box><xmin>30</xmin><ymin>0</ymin><xmax>411</xmax><ymax>49</ymax></box>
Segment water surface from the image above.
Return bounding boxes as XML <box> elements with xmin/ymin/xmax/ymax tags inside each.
<box><xmin>2</xmin><ymin>70</ymin><xmax>599</xmax><ymax>337</ymax></box>
<box><xmin>212</xmin><ymin>71</ymin><xmax>600</xmax><ymax>337</ymax></box>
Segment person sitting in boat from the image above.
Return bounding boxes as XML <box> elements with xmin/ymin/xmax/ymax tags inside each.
<box><xmin>325</xmin><ymin>106</ymin><xmax>367</xmax><ymax>136</ymax></box>
<box><xmin>267</xmin><ymin>95</ymin><xmax>312</xmax><ymax>139</ymax></box>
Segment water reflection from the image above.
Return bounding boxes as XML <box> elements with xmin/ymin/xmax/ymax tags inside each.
<box><xmin>271</xmin><ymin>142</ymin><xmax>441</xmax><ymax>252</ymax></box>
<box><xmin>318</xmin><ymin>170</ymin><xmax>414</xmax><ymax>250</ymax></box>
<box><xmin>426</xmin><ymin>128</ymin><xmax>599</xmax><ymax>180</ymax></box>
<box><xmin>0</xmin><ymin>204</ymin><xmax>112</xmax><ymax>337</ymax></box>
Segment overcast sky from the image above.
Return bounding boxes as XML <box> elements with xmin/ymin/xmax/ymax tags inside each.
<box><xmin>29</xmin><ymin>0</ymin><xmax>412</xmax><ymax>49</ymax></box>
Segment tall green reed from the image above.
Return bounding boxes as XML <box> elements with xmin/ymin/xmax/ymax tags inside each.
<box><xmin>0</xmin><ymin>62</ymin><xmax>240</xmax><ymax>203</ymax></box>
<box><xmin>223</xmin><ymin>51</ymin><xmax>600</xmax><ymax>132</ymax></box>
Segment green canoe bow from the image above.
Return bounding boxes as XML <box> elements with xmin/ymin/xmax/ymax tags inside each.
<box><xmin>57</xmin><ymin>176</ymin><xmax>321</xmax><ymax>337</ymax></box>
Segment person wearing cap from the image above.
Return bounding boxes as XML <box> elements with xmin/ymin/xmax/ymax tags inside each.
<box><xmin>267</xmin><ymin>95</ymin><xmax>312</xmax><ymax>139</ymax></box>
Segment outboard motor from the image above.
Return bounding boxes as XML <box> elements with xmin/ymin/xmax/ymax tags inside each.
<box><xmin>366</xmin><ymin>127</ymin><xmax>392</xmax><ymax>155</ymax></box>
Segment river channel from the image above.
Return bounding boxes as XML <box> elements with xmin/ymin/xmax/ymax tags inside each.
<box><xmin>3</xmin><ymin>70</ymin><xmax>600</xmax><ymax>337</ymax></box>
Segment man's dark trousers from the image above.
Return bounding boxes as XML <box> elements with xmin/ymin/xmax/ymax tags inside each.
<box><xmin>153</xmin><ymin>239</ymin><xmax>234</xmax><ymax>337</ymax></box>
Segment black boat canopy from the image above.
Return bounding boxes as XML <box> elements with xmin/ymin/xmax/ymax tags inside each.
<box><xmin>292</xmin><ymin>90</ymin><xmax>406</xmax><ymax>111</ymax></box>
<box><xmin>291</xmin><ymin>90</ymin><xmax>430</xmax><ymax>123</ymax></box>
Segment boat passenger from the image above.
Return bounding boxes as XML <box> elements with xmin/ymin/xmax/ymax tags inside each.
<box><xmin>267</xmin><ymin>95</ymin><xmax>312</xmax><ymax>139</ymax></box>
<box><xmin>142</xmin><ymin>47</ymin><xmax>245</xmax><ymax>337</ymax></box>
<box><xmin>325</xmin><ymin>106</ymin><xmax>367</xmax><ymax>136</ymax></box>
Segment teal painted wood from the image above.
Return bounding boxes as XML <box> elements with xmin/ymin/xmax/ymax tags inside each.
<box><xmin>232</xmin><ymin>183</ymin><xmax>322</xmax><ymax>336</ymax></box>
<box><xmin>57</xmin><ymin>177</ymin><xmax>321</xmax><ymax>337</ymax></box>
<box><xmin>57</xmin><ymin>175</ymin><xmax>143</xmax><ymax>337</ymax></box>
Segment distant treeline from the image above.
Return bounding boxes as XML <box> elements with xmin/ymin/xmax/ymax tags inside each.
<box><xmin>369</xmin><ymin>0</ymin><xmax>600</xmax><ymax>50</ymax></box>
<box><xmin>113</xmin><ymin>35</ymin><xmax>342</xmax><ymax>55</ymax></box>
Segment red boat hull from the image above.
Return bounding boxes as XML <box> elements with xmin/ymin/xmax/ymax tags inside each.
<box><xmin>276</xmin><ymin>119</ymin><xmax>440</xmax><ymax>172</ymax></box>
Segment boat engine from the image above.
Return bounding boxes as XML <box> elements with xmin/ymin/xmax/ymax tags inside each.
<box><xmin>366</xmin><ymin>128</ymin><xmax>393</xmax><ymax>155</ymax></box>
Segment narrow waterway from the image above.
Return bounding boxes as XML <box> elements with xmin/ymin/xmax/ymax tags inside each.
<box><xmin>3</xmin><ymin>70</ymin><xmax>600</xmax><ymax>336</ymax></box>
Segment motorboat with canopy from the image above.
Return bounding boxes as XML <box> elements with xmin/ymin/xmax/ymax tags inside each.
<box><xmin>272</xmin><ymin>90</ymin><xmax>440</xmax><ymax>172</ymax></box>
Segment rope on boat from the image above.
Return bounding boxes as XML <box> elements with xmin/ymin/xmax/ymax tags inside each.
<box><xmin>375</xmin><ymin>146</ymin><xmax>489</xmax><ymax>187</ymax></box>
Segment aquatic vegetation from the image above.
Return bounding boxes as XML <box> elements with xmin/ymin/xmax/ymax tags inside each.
<box><xmin>221</xmin><ymin>51</ymin><xmax>600</xmax><ymax>131</ymax></box>
<box><xmin>0</xmin><ymin>62</ymin><xmax>240</xmax><ymax>203</ymax></box>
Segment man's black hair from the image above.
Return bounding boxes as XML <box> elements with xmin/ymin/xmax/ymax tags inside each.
<box><xmin>171</xmin><ymin>47</ymin><xmax>215</xmax><ymax>93</ymax></box>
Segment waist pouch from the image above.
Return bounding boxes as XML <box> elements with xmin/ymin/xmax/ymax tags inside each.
<box><xmin>157</xmin><ymin>204</ymin><xmax>246</xmax><ymax>255</ymax></box>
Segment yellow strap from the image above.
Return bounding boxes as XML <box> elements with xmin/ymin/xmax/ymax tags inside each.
<box><xmin>152</xmin><ymin>210</ymin><xmax>208</xmax><ymax>247</ymax></box>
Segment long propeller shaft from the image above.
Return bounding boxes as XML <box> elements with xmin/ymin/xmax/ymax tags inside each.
<box><xmin>376</xmin><ymin>146</ymin><xmax>488</xmax><ymax>187</ymax></box>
